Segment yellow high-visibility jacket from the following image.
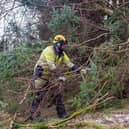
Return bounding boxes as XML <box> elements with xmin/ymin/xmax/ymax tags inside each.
<box><xmin>35</xmin><ymin>45</ymin><xmax>74</xmax><ymax>71</ymax></box>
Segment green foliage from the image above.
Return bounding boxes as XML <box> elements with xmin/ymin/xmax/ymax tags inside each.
<box><xmin>0</xmin><ymin>42</ymin><xmax>46</xmax><ymax>115</ymax></box>
<box><xmin>6</xmin><ymin>101</ymin><xmax>19</xmax><ymax>114</ymax></box>
<box><xmin>7</xmin><ymin>79</ymin><xmax>25</xmax><ymax>92</ymax></box>
<box><xmin>6</xmin><ymin>101</ymin><xmax>24</xmax><ymax>115</ymax></box>
<box><xmin>94</xmin><ymin>44</ymin><xmax>127</xmax><ymax>99</ymax></box>
<box><xmin>0</xmin><ymin>85</ymin><xmax>3</xmax><ymax>100</ymax></box>
<box><xmin>12</xmin><ymin>124</ymin><xmax>21</xmax><ymax>129</ymax></box>
<box><xmin>72</xmin><ymin>62</ymin><xmax>98</xmax><ymax>108</ymax></box>
<box><xmin>61</xmin><ymin>0</ymin><xmax>81</xmax><ymax>4</ymax></box>
<box><xmin>79</xmin><ymin>62</ymin><xmax>98</xmax><ymax>105</ymax></box>
<box><xmin>21</xmin><ymin>0</ymin><xmax>47</xmax><ymax>9</ymax></box>
<box><xmin>0</xmin><ymin>47</ymin><xmax>32</xmax><ymax>79</ymax></box>
<box><xmin>72</xmin><ymin>43</ymin><xmax>127</xmax><ymax>109</ymax></box>
<box><xmin>100</xmin><ymin>68</ymin><xmax>123</xmax><ymax>98</ymax></box>
<box><xmin>103</xmin><ymin>99</ymin><xmax>124</xmax><ymax>109</ymax></box>
<box><xmin>0</xmin><ymin>100</ymin><xmax>7</xmax><ymax>111</ymax></box>
<box><xmin>71</xmin><ymin>96</ymin><xmax>81</xmax><ymax>109</ymax></box>
<box><xmin>7</xmin><ymin>20</ymin><xmax>20</xmax><ymax>33</ymax></box>
<box><xmin>48</xmin><ymin>5</ymin><xmax>80</xmax><ymax>40</ymax></box>
<box><xmin>24</xmin><ymin>41</ymin><xmax>47</xmax><ymax>50</ymax></box>
<box><xmin>94</xmin><ymin>44</ymin><xmax>126</xmax><ymax>98</ymax></box>
<box><xmin>0</xmin><ymin>42</ymin><xmax>46</xmax><ymax>80</ymax></box>
<box><xmin>107</xmin><ymin>10</ymin><xmax>128</xmax><ymax>43</ymax></box>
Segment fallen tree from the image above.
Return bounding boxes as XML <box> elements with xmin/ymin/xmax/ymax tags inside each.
<box><xmin>14</xmin><ymin>93</ymin><xmax>114</xmax><ymax>129</ymax></box>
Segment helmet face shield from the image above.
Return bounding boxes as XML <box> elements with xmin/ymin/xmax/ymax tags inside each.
<box><xmin>59</xmin><ymin>40</ymin><xmax>65</xmax><ymax>44</ymax></box>
<box><xmin>56</xmin><ymin>40</ymin><xmax>68</xmax><ymax>51</ymax></box>
<box><xmin>59</xmin><ymin>40</ymin><xmax>68</xmax><ymax>45</ymax></box>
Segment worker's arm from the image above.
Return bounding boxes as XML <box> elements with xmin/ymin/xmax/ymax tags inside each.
<box><xmin>63</xmin><ymin>52</ymin><xmax>80</xmax><ymax>73</ymax></box>
<box><xmin>63</xmin><ymin>52</ymin><xmax>74</xmax><ymax>68</ymax></box>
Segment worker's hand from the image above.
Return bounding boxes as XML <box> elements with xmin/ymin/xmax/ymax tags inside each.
<box><xmin>81</xmin><ymin>68</ymin><xmax>87</xmax><ymax>74</ymax></box>
<box><xmin>70</xmin><ymin>65</ymin><xmax>81</xmax><ymax>74</ymax></box>
<box><xmin>58</xmin><ymin>76</ymin><xmax>66</xmax><ymax>82</ymax></box>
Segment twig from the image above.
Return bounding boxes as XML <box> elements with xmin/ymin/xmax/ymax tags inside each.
<box><xmin>72</xmin><ymin>33</ymin><xmax>109</xmax><ymax>47</ymax></box>
<box><xmin>9</xmin><ymin>113</ymin><xmax>17</xmax><ymax>129</ymax></box>
<box><xmin>19</xmin><ymin>81</ymin><xmax>32</xmax><ymax>104</ymax></box>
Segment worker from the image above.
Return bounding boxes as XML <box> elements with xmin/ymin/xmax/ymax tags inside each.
<box><xmin>27</xmin><ymin>34</ymin><xmax>79</xmax><ymax>120</ymax></box>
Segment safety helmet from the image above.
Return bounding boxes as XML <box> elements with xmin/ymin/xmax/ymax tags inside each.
<box><xmin>53</xmin><ymin>35</ymin><xmax>68</xmax><ymax>50</ymax></box>
<box><xmin>53</xmin><ymin>35</ymin><xmax>67</xmax><ymax>44</ymax></box>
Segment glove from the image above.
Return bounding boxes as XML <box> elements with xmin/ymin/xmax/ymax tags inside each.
<box><xmin>34</xmin><ymin>65</ymin><xmax>43</xmax><ymax>79</ymax></box>
<box><xmin>71</xmin><ymin>65</ymin><xmax>80</xmax><ymax>73</ymax></box>
<box><xmin>81</xmin><ymin>68</ymin><xmax>87</xmax><ymax>74</ymax></box>
<box><xmin>58</xmin><ymin>76</ymin><xmax>66</xmax><ymax>82</ymax></box>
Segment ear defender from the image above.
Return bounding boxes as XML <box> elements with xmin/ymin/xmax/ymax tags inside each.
<box><xmin>56</xmin><ymin>40</ymin><xmax>65</xmax><ymax>48</ymax></box>
<box><xmin>57</xmin><ymin>42</ymin><xmax>61</xmax><ymax>47</ymax></box>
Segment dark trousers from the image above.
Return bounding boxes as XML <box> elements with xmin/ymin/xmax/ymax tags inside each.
<box><xmin>30</xmin><ymin>89</ymin><xmax>67</xmax><ymax>118</ymax></box>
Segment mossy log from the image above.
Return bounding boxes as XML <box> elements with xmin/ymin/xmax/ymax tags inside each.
<box><xmin>14</xmin><ymin>94</ymin><xmax>112</xmax><ymax>129</ymax></box>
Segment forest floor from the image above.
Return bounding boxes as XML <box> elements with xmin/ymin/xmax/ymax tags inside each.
<box><xmin>1</xmin><ymin>99</ymin><xmax>129</xmax><ymax>129</ymax></box>
<box><xmin>48</xmin><ymin>100</ymin><xmax>129</xmax><ymax>128</ymax></box>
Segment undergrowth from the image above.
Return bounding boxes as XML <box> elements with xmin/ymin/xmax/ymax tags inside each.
<box><xmin>0</xmin><ymin>42</ymin><xmax>47</xmax><ymax>114</ymax></box>
<box><xmin>72</xmin><ymin>43</ymin><xmax>128</xmax><ymax>109</ymax></box>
